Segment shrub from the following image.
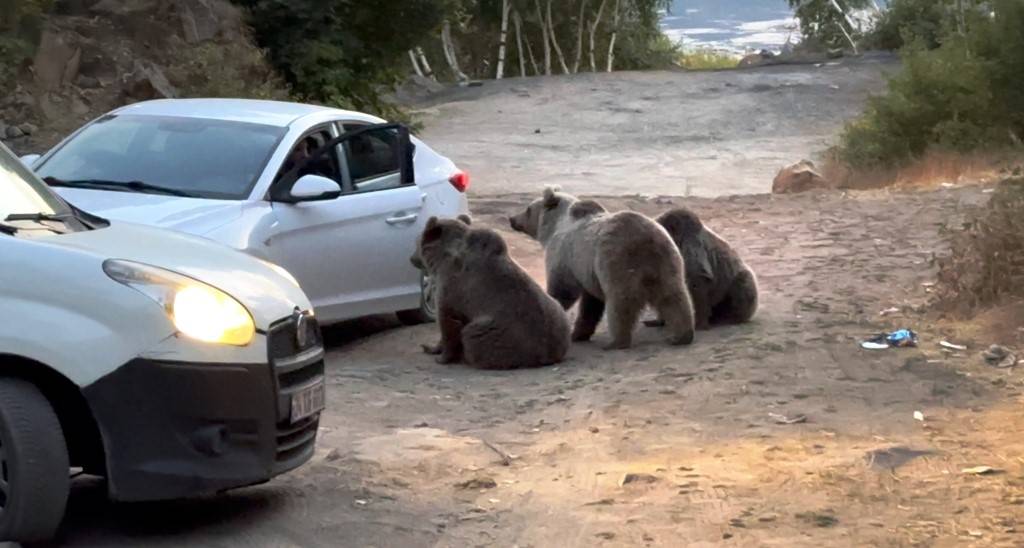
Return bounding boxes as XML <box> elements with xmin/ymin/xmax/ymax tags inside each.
<box><xmin>837</xmin><ymin>0</ymin><xmax>1024</xmax><ymax>167</ymax></box>
<box><xmin>934</xmin><ymin>177</ymin><xmax>1024</xmax><ymax>314</ymax></box>
<box><xmin>676</xmin><ymin>49</ymin><xmax>738</xmax><ymax>70</ymax></box>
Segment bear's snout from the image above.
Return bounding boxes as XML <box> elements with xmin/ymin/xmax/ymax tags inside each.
<box><xmin>410</xmin><ymin>254</ymin><xmax>423</xmax><ymax>269</ymax></box>
<box><xmin>509</xmin><ymin>217</ymin><xmax>521</xmax><ymax>231</ymax></box>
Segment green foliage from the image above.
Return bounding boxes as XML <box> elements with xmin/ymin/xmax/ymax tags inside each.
<box><xmin>234</xmin><ymin>0</ymin><xmax>445</xmax><ymax>118</ymax></box>
<box><xmin>168</xmin><ymin>41</ymin><xmax>290</xmax><ymax>101</ymax></box>
<box><xmin>867</xmin><ymin>0</ymin><xmax>952</xmax><ymax>51</ymax></box>
<box><xmin>676</xmin><ymin>48</ymin><xmax>738</xmax><ymax>70</ymax></box>
<box><xmin>838</xmin><ymin>0</ymin><xmax>1024</xmax><ymax>167</ymax></box>
<box><xmin>787</xmin><ymin>0</ymin><xmax>871</xmax><ymax>51</ymax></box>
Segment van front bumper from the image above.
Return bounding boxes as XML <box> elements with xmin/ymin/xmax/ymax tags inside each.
<box><xmin>82</xmin><ymin>315</ymin><xmax>325</xmax><ymax>502</ymax></box>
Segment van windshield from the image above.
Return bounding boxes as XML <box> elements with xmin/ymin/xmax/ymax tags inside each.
<box><xmin>0</xmin><ymin>142</ymin><xmax>68</xmax><ymax>221</ymax></box>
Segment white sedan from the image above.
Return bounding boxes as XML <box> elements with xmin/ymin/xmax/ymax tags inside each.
<box><xmin>23</xmin><ymin>99</ymin><xmax>470</xmax><ymax>326</ymax></box>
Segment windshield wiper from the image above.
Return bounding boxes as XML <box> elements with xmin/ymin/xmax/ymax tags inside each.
<box><xmin>0</xmin><ymin>223</ymin><xmax>17</xmax><ymax>236</ymax></box>
<box><xmin>5</xmin><ymin>212</ymin><xmax>75</xmax><ymax>223</ymax></box>
<box><xmin>44</xmin><ymin>177</ymin><xmax>199</xmax><ymax>198</ymax></box>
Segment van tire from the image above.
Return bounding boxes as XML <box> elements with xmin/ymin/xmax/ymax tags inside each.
<box><xmin>0</xmin><ymin>377</ymin><xmax>70</xmax><ymax>543</ymax></box>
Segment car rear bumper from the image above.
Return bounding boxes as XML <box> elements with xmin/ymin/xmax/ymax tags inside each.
<box><xmin>82</xmin><ymin>314</ymin><xmax>325</xmax><ymax>502</ymax></box>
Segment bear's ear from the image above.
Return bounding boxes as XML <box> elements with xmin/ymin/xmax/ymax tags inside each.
<box><xmin>543</xmin><ymin>186</ymin><xmax>560</xmax><ymax>209</ymax></box>
<box><xmin>422</xmin><ymin>217</ymin><xmax>443</xmax><ymax>242</ymax></box>
<box><xmin>457</xmin><ymin>214</ymin><xmax>472</xmax><ymax>225</ymax></box>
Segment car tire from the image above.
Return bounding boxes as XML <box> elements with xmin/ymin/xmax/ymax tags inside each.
<box><xmin>396</xmin><ymin>272</ymin><xmax>437</xmax><ymax>326</ymax></box>
<box><xmin>0</xmin><ymin>377</ymin><xmax>70</xmax><ymax>543</ymax></box>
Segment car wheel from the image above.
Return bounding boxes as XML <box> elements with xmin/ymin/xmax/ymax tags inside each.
<box><xmin>0</xmin><ymin>377</ymin><xmax>70</xmax><ymax>543</ymax></box>
<box><xmin>397</xmin><ymin>272</ymin><xmax>437</xmax><ymax>325</ymax></box>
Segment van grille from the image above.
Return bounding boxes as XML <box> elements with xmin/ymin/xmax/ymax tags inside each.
<box><xmin>267</xmin><ymin>311</ymin><xmax>324</xmax><ymax>470</ymax></box>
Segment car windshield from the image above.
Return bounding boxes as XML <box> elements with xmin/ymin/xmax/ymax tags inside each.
<box><xmin>36</xmin><ymin>114</ymin><xmax>287</xmax><ymax>200</ymax></box>
<box><xmin>0</xmin><ymin>141</ymin><xmax>69</xmax><ymax>221</ymax></box>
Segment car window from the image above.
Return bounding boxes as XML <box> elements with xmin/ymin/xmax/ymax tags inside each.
<box><xmin>36</xmin><ymin>115</ymin><xmax>287</xmax><ymax>200</ymax></box>
<box><xmin>276</xmin><ymin>130</ymin><xmax>343</xmax><ymax>187</ymax></box>
<box><xmin>340</xmin><ymin>124</ymin><xmax>403</xmax><ymax>193</ymax></box>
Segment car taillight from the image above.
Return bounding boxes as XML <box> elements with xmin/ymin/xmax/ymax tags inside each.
<box><xmin>449</xmin><ymin>170</ymin><xmax>469</xmax><ymax>193</ymax></box>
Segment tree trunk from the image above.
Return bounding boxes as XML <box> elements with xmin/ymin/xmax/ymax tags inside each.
<box><xmin>408</xmin><ymin>49</ymin><xmax>425</xmax><ymax>78</ymax></box>
<box><xmin>513</xmin><ymin>7</ymin><xmax>527</xmax><ymax>77</ymax></box>
<box><xmin>496</xmin><ymin>0</ymin><xmax>511</xmax><ymax>79</ymax></box>
<box><xmin>416</xmin><ymin>47</ymin><xmax>436</xmax><ymax>81</ymax></box>
<box><xmin>606</xmin><ymin>0</ymin><xmax>621</xmax><ymax>72</ymax></box>
<box><xmin>547</xmin><ymin>0</ymin><xmax>571</xmax><ymax>74</ymax></box>
<box><xmin>534</xmin><ymin>0</ymin><xmax>551</xmax><ymax>75</ymax></box>
<box><xmin>441</xmin><ymin>21</ymin><xmax>469</xmax><ymax>83</ymax></box>
<box><xmin>588</xmin><ymin>0</ymin><xmax>608</xmax><ymax>72</ymax></box>
<box><xmin>518</xmin><ymin>10</ymin><xmax>541</xmax><ymax>75</ymax></box>
<box><xmin>572</xmin><ymin>0</ymin><xmax>588</xmax><ymax>73</ymax></box>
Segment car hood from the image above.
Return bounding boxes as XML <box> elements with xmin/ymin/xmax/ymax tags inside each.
<box><xmin>54</xmin><ymin>188</ymin><xmax>243</xmax><ymax>236</ymax></box>
<box><xmin>55</xmin><ymin>221</ymin><xmax>311</xmax><ymax>329</ymax></box>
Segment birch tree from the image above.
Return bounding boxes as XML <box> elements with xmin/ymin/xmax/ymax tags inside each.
<box><xmin>441</xmin><ymin>20</ymin><xmax>469</xmax><ymax>82</ymax></box>
<box><xmin>606</xmin><ymin>0</ymin><xmax>622</xmax><ymax>72</ymax></box>
<box><xmin>496</xmin><ymin>0</ymin><xmax>511</xmax><ymax>79</ymax></box>
<box><xmin>588</xmin><ymin>0</ymin><xmax>608</xmax><ymax>72</ymax></box>
<box><xmin>572</xmin><ymin>0</ymin><xmax>589</xmax><ymax>73</ymax></box>
<box><xmin>534</xmin><ymin>0</ymin><xmax>552</xmax><ymax>75</ymax></box>
<box><xmin>513</xmin><ymin>7</ymin><xmax>527</xmax><ymax>77</ymax></box>
<box><xmin>546</xmin><ymin>0</ymin><xmax>572</xmax><ymax>74</ymax></box>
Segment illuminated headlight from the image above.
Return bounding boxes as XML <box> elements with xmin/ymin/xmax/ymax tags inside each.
<box><xmin>103</xmin><ymin>260</ymin><xmax>256</xmax><ymax>346</ymax></box>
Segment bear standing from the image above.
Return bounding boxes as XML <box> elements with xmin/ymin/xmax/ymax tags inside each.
<box><xmin>651</xmin><ymin>207</ymin><xmax>758</xmax><ymax>329</ymax></box>
<box><xmin>410</xmin><ymin>216</ymin><xmax>571</xmax><ymax>369</ymax></box>
<box><xmin>510</xmin><ymin>188</ymin><xmax>695</xmax><ymax>350</ymax></box>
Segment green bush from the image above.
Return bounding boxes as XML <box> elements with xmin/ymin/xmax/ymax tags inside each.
<box><xmin>788</xmin><ymin>0</ymin><xmax>871</xmax><ymax>51</ymax></box>
<box><xmin>866</xmin><ymin>0</ymin><xmax>952</xmax><ymax>51</ymax></box>
<box><xmin>676</xmin><ymin>49</ymin><xmax>738</xmax><ymax>70</ymax></box>
<box><xmin>838</xmin><ymin>0</ymin><xmax>1024</xmax><ymax>167</ymax></box>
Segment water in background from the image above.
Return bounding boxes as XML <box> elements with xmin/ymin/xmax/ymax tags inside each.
<box><xmin>662</xmin><ymin>0</ymin><xmax>799</xmax><ymax>54</ymax></box>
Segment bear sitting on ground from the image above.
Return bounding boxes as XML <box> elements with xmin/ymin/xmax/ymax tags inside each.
<box><xmin>410</xmin><ymin>216</ymin><xmax>571</xmax><ymax>369</ymax></box>
<box><xmin>647</xmin><ymin>207</ymin><xmax>758</xmax><ymax>329</ymax></box>
<box><xmin>510</xmin><ymin>188</ymin><xmax>695</xmax><ymax>350</ymax></box>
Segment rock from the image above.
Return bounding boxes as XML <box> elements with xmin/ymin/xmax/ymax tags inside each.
<box><xmin>455</xmin><ymin>477</ymin><xmax>497</xmax><ymax>490</ymax></box>
<box><xmin>325</xmin><ymin>448</ymin><xmax>342</xmax><ymax>462</ymax></box>
<box><xmin>122</xmin><ymin>60</ymin><xmax>177</xmax><ymax>101</ymax></box>
<box><xmin>5</xmin><ymin>126</ymin><xmax>24</xmax><ymax>139</ymax></box>
<box><xmin>33</xmin><ymin>30</ymin><xmax>81</xmax><ymax>91</ymax></box>
<box><xmin>796</xmin><ymin>510</ymin><xmax>838</xmax><ymax>527</ymax></box>
<box><xmin>621</xmin><ymin>473</ymin><xmax>660</xmax><ymax>486</ymax></box>
<box><xmin>982</xmin><ymin>345</ymin><xmax>1016</xmax><ymax>368</ymax></box>
<box><xmin>175</xmin><ymin>0</ymin><xmax>221</xmax><ymax>43</ymax></box>
<box><xmin>772</xmin><ymin>160</ymin><xmax>830</xmax><ymax>194</ymax></box>
<box><xmin>738</xmin><ymin>49</ymin><xmax>775</xmax><ymax>68</ymax></box>
<box><xmin>76</xmin><ymin>75</ymin><xmax>101</xmax><ymax>89</ymax></box>
<box><xmin>18</xmin><ymin>123</ymin><xmax>38</xmax><ymax>136</ymax></box>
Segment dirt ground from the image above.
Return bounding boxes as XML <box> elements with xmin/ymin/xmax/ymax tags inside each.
<box><xmin>416</xmin><ymin>53</ymin><xmax>898</xmax><ymax>198</ymax></box>
<box><xmin>50</xmin><ymin>185</ymin><xmax>1024</xmax><ymax>547</ymax></box>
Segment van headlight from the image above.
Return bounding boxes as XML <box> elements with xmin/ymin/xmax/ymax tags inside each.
<box><xmin>103</xmin><ymin>260</ymin><xmax>256</xmax><ymax>346</ymax></box>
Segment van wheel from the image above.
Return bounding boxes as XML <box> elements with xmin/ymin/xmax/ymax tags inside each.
<box><xmin>0</xmin><ymin>377</ymin><xmax>70</xmax><ymax>543</ymax></box>
<box><xmin>397</xmin><ymin>272</ymin><xmax>437</xmax><ymax>325</ymax></box>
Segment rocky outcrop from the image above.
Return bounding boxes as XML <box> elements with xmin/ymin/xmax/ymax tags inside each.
<box><xmin>2</xmin><ymin>0</ymin><xmax>285</xmax><ymax>154</ymax></box>
<box><xmin>772</xmin><ymin>160</ymin><xmax>830</xmax><ymax>194</ymax></box>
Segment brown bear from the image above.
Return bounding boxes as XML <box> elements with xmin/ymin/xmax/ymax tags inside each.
<box><xmin>647</xmin><ymin>207</ymin><xmax>758</xmax><ymax>329</ymax></box>
<box><xmin>510</xmin><ymin>188</ymin><xmax>695</xmax><ymax>350</ymax></box>
<box><xmin>410</xmin><ymin>215</ymin><xmax>571</xmax><ymax>369</ymax></box>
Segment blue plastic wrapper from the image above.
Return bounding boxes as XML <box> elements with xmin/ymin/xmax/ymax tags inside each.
<box><xmin>861</xmin><ymin>329</ymin><xmax>918</xmax><ymax>349</ymax></box>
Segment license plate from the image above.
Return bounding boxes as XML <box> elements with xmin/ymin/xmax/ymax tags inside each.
<box><xmin>290</xmin><ymin>380</ymin><xmax>325</xmax><ymax>423</ymax></box>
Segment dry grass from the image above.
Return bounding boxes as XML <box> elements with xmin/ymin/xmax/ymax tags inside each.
<box><xmin>820</xmin><ymin>148</ymin><xmax>1022</xmax><ymax>191</ymax></box>
<box><xmin>932</xmin><ymin>177</ymin><xmax>1024</xmax><ymax>317</ymax></box>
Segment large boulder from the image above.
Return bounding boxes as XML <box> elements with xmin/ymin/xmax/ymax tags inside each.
<box><xmin>122</xmin><ymin>60</ymin><xmax>177</xmax><ymax>101</ymax></box>
<box><xmin>772</xmin><ymin>160</ymin><xmax>830</xmax><ymax>194</ymax></box>
<box><xmin>33</xmin><ymin>29</ymin><xmax>82</xmax><ymax>91</ymax></box>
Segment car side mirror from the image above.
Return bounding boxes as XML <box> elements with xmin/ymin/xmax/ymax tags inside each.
<box><xmin>19</xmin><ymin>154</ymin><xmax>41</xmax><ymax>168</ymax></box>
<box><xmin>290</xmin><ymin>175</ymin><xmax>341</xmax><ymax>202</ymax></box>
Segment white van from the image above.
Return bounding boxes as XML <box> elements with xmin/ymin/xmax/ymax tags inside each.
<box><xmin>0</xmin><ymin>141</ymin><xmax>326</xmax><ymax>542</ymax></box>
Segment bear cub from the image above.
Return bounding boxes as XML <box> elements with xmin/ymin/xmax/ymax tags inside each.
<box><xmin>648</xmin><ymin>207</ymin><xmax>758</xmax><ymax>329</ymax></box>
<box><xmin>411</xmin><ymin>215</ymin><xmax>571</xmax><ymax>369</ymax></box>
